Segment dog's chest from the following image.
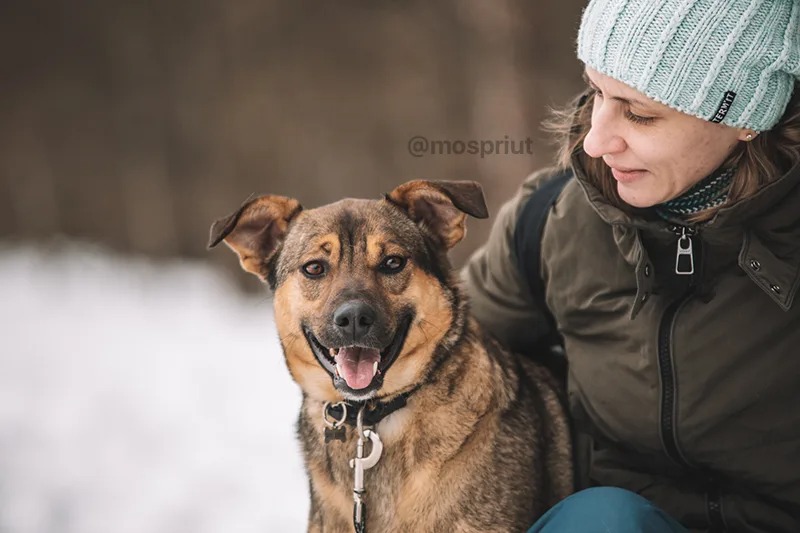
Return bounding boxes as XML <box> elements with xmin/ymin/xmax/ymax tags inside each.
<box><xmin>310</xmin><ymin>425</ymin><xmax>444</xmax><ymax>532</ymax></box>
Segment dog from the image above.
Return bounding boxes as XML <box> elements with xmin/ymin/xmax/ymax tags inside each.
<box><xmin>208</xmin><ymin>180</ymin><xmax>573</xmax><ymax>532</ymax></box>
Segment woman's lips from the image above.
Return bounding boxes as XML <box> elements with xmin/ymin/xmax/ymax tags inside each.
<box><xmin>610</xmin><ymin>167</ymin><xmax>648</xmax><ymax>183</ymax></box>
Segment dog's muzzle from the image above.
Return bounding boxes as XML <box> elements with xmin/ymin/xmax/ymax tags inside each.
<box><xmin>303</xmin><ymin>312</ymin><xmax>413</xmax><ymax>395</ymax></box>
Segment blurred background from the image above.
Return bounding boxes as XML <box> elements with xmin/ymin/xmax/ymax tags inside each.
<box><xmin>0</xmin><ymin>1</ymin><xmax>585</xmax><ymax>531</ymax></box>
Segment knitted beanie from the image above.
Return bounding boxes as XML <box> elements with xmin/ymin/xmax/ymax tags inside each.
<box><xmin>577</xmin><ymin>0</ymin><xmax>800</xmax><ymax>132</ymax></box>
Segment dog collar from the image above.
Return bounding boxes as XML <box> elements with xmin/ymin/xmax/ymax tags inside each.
<box><xmin>325</xmin><ymin>386</ymin><xmax>419</xmax><ymax>428</ymax></box>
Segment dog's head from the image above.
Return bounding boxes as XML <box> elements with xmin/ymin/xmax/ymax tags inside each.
<box><xmin>208</xmin><ymin>180</ymin><xmax>488</xmax><ymax>402</ymax></box>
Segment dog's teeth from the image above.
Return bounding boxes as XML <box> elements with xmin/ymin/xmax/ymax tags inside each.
<box><xmin>329</xmin><ymin>347</ymin><xmax>336</xmax><ymax>357</ymax></box>
<box><xmin>372</xmin><ymin>361</ymin><xmax>378</xmax><ymax>376</ymax></box>
<box><xmin>336</xmin><ymin>362</ymin><xmax>344</xmax><ymax>377</ymax></box>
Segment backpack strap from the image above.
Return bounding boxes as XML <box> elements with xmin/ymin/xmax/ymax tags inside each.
<box><xmin>513</xmin><ymin>169</ymin><xmax>574</xmax><ymax>346</ymax></box>
<box><xmin>514</xmin><ymin>168</ymin><xmax>586</xmax><ymax>496</ymax></box>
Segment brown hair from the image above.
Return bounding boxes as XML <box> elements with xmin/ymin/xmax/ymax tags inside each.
<box><xmin>545</xmin><ymin>83</ymin><xmax>800</xmax><ymax>223</ymax></box>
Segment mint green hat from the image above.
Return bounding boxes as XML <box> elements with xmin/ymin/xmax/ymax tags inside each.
<box><xmin>577</xmin><ymin>0</ymin><xmax>800</xmax><ymax>132</ymax></box>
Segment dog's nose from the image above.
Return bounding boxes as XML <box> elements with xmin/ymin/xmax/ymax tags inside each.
<box><xmin>333</xmin><ymin>301</ymin><xmax>376</xmax><ymax>341</ymax></box>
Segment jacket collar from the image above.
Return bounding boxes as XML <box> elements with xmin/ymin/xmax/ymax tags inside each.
<box><xmin>708</xmin><ymin>160</ymin><xmax>800</xmax><ymax>227</ymax></box>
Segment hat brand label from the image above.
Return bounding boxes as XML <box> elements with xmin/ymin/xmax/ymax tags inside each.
<box><xmin>711</xmin><ymin>91</ymin><xmax>737</xmax><ymax>123</ymax></box>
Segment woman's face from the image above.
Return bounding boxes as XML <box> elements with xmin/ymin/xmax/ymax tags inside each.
<box><xmin>582</xmin><ymin>67</ymin><xmax>750</xmax><ymax>208</ymax></box>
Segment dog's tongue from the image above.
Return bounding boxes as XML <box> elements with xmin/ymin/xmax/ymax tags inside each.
<box><xmin>335</xmin><ymin>347</ymin><xmax>380</xmax><ymax>390</ymax></box>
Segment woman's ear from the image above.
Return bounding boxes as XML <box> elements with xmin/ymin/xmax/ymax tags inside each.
<box><xmin>738</xmin><ymin>129</ymin><xmax>758</xmax><ymax>142</ymax></box>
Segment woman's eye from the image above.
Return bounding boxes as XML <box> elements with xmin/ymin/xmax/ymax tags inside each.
<box><xmin>302</xmin><ymin>261</ymin><xmax>326</xmax><ymax>278</ymax></box>
<box><xmin>379</xmin><ymin>256</ymin><xmax>406</xmax><ymax>273</ymax></box>
<box><xmin>625</xmin><ymin>110</ymin><xmax>655</xmax><ymax>125</ymax></box>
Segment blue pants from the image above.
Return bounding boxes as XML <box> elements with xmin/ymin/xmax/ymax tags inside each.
<box><xmin>528</xmin><ymin>487</ymin><xmax>688</xmax><ymax>533</ymax></box>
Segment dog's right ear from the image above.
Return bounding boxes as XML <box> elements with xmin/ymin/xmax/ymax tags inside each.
<box><xmin>207</xmin><ymin>194</ymin><xmax>302</xmax><ymax>279</ymax></box>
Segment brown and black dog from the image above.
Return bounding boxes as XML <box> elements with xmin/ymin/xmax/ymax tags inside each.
<box><xmin>208</xmin><ymin>180</ymin><xmax>573</xmax><ymax>533</ymax></box>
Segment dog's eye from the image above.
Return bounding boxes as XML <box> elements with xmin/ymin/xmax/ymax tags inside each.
<box><xmin>379</xmin><ymin>255</ymin><xmax>406</xmax><ymax>273</ymax></box>
<box><xmin>302</xmin><ymin>261</ymin><xmax>326</xmax><ymax>278</ymax></box>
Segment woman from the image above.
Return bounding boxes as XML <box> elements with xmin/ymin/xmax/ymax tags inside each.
<box><xmin>463</xmin><ymin>1</ymin><xmax>800</xmax><ymax>532</ymax></box>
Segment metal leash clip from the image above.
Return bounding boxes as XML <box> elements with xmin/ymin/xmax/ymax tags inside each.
<box><xmin>350</xmin><ymin>405</ymin><xmax>383</xmax><ymax>533</ymax></box>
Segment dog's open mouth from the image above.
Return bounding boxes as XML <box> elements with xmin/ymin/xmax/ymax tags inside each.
<box><xmin>303</xmin><ymin>315</ymin><xmax>413</xmax><ymax>392</ymax></box>
<box><xmin>330</xmin><ymin>346</ymin><xmax>381</xmax><ymax>390</ymax></box>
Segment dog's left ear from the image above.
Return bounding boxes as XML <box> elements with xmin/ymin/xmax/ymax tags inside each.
<box><xmin>207</xmin><ymin>194</ymin><xmax>302</xmax><ymax>279</ymax></box>
<box><xmin>386</xmin><ymin>180</ymin><xmax>488</xmax><ymax>249</ymax></box>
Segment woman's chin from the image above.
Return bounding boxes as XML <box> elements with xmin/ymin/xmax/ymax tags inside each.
<box><xmin>616</xmin><ymin>183</ymin><xmax>661</xmax><ymax>208</ymax></box>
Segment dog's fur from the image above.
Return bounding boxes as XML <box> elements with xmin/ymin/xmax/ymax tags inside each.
<box><xmin>209</xmin><ymin>180</ymin><xmax>573</xmax><ymax>532</ymax></box>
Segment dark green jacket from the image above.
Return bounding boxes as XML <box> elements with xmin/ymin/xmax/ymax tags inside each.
<box><xmin>463</xmin><ymin>147</ymin><xmax>800</xmax><ymax>531</ymax></box>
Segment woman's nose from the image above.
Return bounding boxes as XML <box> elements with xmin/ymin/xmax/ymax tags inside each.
<box><xmin>583</xmin><ymin>105</ymin><xmax>627</xmax><ymax>158</ymax></box>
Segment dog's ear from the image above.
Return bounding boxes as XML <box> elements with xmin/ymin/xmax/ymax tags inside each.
<box><xmin>385</xmin><ymin>180</ymin><xmax>488</xmax><ymax>249</ymax></box>
<box><xmin>207</xmin><ymin>194</ymin><xmax>302</xmax><ymax>279</ymax></box>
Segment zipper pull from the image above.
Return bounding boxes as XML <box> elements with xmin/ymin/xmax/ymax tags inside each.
<box><xmin>674</xmin><ymin>226</ymin><xmax>694</xmax><ymax>275</ymax></box>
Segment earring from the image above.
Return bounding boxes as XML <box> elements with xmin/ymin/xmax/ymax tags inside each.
<box><xmin>745</xmin><ymin>133</ymin><xmax>753</xmax><ymax>141</ymax></box>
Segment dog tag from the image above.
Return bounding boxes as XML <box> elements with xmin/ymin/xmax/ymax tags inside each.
<box><xmin>324</xmin><ymin>425</ymin><xmax>346</xmax><ymax>442</ymax></box>
<box><xmin>322</xmin><ymin>401</ymin><xmax>348</xmax><ymax>444</ymax></box>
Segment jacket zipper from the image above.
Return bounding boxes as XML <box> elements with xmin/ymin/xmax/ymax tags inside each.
<box><xmin>657</xmin><ymin>295</ymin><xmax>693</xmax><ymax>468</ymax></box>
<box><xmin>661</xmin><ymin>224</ymin><xmax>726</xmax><ymax>531</ymax></box>
<box><xmin>658</xmin><ymin>225</ymin><xmax>698</xmax><ymax>467</ymax></box>
<box><xmin>673</xmin><ymin>225</ymin><xmax>696</xmax><ymax>275</ymax></box>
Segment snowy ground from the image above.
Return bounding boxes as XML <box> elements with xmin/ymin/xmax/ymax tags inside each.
<box><xmin>0</xmin><ymin>242</ymin><xmax>308</xmax><ymax>533</ymax></box>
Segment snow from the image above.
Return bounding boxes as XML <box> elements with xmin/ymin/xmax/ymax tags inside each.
<box><xmin>0</xmin><ymin>242</ymin><xmax>308</xmax><ymax>533</ymax></box>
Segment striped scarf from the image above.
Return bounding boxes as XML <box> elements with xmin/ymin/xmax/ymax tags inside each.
<box><xmin>655</xmin><ymin>166</ymin><xmax>735</xmax><ymax>220</ymax></box>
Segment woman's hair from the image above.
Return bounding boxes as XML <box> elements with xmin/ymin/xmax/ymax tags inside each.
<box><xmin>545</xmin><ymin>82</ymin><xmax>800</xmax><ymax>223</ymax></box>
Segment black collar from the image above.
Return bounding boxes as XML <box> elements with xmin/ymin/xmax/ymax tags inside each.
<box><xmin>325</xmin><ymin>386</ymin><xmax>419</xmax><ymax>428</ymax></box>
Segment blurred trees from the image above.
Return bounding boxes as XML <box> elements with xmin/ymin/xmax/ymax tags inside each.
<box><xmin>0</xmin><ymin>0</ymin><xmax>585</xmax><ymax>281</ymax></box>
